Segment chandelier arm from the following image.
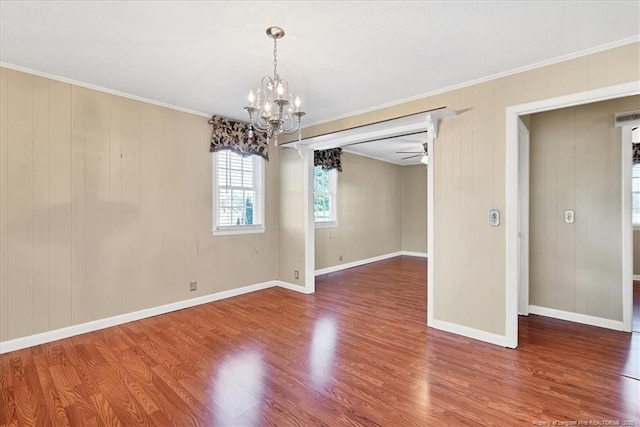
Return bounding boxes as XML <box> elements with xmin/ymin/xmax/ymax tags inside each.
<box><xmin>250</xmin><ymin>116</ymin><xmax>270</xmax><ymax>132</ymax></box>
<box><xmin>281</xmin><ymin>112</ymin><xmax>304</xmax><ymax>135</ymax></box>
<box><xmin>280</xmin><ymin>115</ymin><xmax>298</xmax><ymax>134</ymax></box>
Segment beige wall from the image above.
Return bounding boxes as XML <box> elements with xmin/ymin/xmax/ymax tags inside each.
<box><xmin>0</xmin><ymin>67</ymin><xmax>279</xmax><ymax>341</ymax></box>
<box><xmin>315</xmin><ymin>152</ymin><xmax>402</xmax><ymax>270</ymax></box>
<box><xmin>289</xmin><ymin>42</ymin><xmax>640</xmax><ymax>336</ymax></box>
<box><xmin>2</xmin><ymin>42</ymin><xmax>638</xmax><ymax>344</ymax></box>
<box><xmin>277</xmin><ymin>148</ymin><xmax>306</xmax><ymax>286</ymax></box>
<box><xmin>529</xmin><ymin>96</ymin><xmax>639</xmax><ymax>321</ymax></box>
<box><xmin>402</xmin><ymin>164</ymin><xmax>428</xmax><ymax>253</ymax></box>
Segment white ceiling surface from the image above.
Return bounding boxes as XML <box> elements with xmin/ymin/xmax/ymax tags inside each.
<box><xmin>344</xmin><ymin>134</ymin><xmax>427</xmax><ymax>167</ymax></box>
<box><xmin>1</xmin><ymin>1</ymin><xmax>638</xmax><ymax>164</ymax></box>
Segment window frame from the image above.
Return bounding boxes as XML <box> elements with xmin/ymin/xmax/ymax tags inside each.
<box><xmin>212</xmin><ymin>150</ymin><xmax>266</xmax><ymax>236</ymax></box>
<box><xmin>314</xmin><ymin>166</ymin><xmax>338</xmax><ymax>228</ymax></box>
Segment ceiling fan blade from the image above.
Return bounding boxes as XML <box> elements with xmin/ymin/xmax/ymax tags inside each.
<box><xmin>395</xmin><ymin>151</ymin><xmax>423</xmax><ymax>154</ymax></box>
<box><xmin>401</xmin><ymin>154</ymin><xmax>422</xmax><ymax>160</ymax></box>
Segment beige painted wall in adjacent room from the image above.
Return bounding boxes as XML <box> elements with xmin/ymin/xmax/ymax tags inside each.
<box><xmin>402</xmin><ymin>164</ymin><xmax>428</xmax><ymax>254</ymax></box>
<box><xmin>277</xmin><ymin>148</ymin><xmax>306</xmax><ymax>286</ymax></box>
<box><xmin>529</xmin><ymin>96</ymin><xmax>640</xmax><ymax>321</ymax></box>
<box><xmin>0</xmin><ymin>67</ymin><xmax>279</xmax><ymax>342</ymax></box>
<box><xmin>315</xmin><ymin>152</ymin><xmax>402</xmax><ymax>271</ymax></box>
<box><xmin>634</xmin><ymin>231</ymin><xmax>640</xmax><ymax>276</ymax></box>
<box><xmin>288</xmin><ymin>42</ymin><xmax>640</xmax><ymax>337</ymax></box>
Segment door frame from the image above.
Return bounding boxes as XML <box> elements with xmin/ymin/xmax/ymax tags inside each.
<box><xmin>505</xmin><ymin>81</ymin><xmax>640</xmax><ymax>348</ymax></box>
<box><xmin>517</xmin><ymin>118</ymin><xmax>530</xmax><ymax>316</ymax></box>
<box><xmin>621</xmin><ymin>124</ymin><xmax>635</xmax><ymax>332</ymax></box>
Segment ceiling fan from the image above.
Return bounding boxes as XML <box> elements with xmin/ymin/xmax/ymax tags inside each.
<box><xmin>397</xmin><ymin>142</ymin><xmax>428</xmax><ymax>164</ymax></box>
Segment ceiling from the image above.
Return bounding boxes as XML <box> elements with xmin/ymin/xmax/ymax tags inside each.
<box><xmin>344</xmin><ymin>134</ymin><xmax>428</xmax><ymax>167</ymax></box>
<box><xmin>1</xmin><ymin>1</ymin><xmax>638</xmax><ymax>164</ymax></box>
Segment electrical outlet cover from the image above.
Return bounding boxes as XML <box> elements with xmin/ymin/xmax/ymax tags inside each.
<box><xmin>489</xmin><ymin>209</ymin><xmax>500</xmax><ymax>227</ymax></box>
<box><xmin>564</xmin><ymin>209</ymin><xmax>575</xmax><ymax>224</ymax></box>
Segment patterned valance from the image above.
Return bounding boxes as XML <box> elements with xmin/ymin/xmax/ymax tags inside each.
<box><xmin>208</xmin><ymin>115</ymin><xmax>269</xmax><ymax>160</ymax></box>
<box><xmin>634</xmin><ymin>143</ymin><xmax>640</xmax><ymax>164</ymax></box>
<box><xmin>314</xmin><ymin>148</ymin><xmax>343</xmax><ymax>172</ymax></box>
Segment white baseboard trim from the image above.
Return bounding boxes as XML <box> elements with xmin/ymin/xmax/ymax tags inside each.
<box><xmin>528</xmin><ymin>305</ymin><xmax>624</xmax><ymax>331</ymax></box>
<box><xmin>401</xmin><ymin>251</ymin><xmax>428</xmax><ymax>258</ymax></box>
<box><xmin>315</xmin><ymin>251</ymin><xmax>403</xmax><ymax>276</ymax></box>
<box><xmin>633</xmin><ymin>274</ymin><xmax>640</xmax><ymax>281</ymax></box>
<box><xmin>1</xmin><ymin>279</ymin><xmax>317</xmax><ymax>354</ymax></box>
<box><xmin>276</xmin><ymin>280</ymin><xmax>314</xmax><ymax>294</ymax></box>
<box><xmin>428</xmin><ymin>318</ymin><xmax>508</xmax><ymax>347</ymax></box>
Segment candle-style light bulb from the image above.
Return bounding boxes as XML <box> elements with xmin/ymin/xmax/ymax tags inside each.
<box><xmin>277</xmin><ymin>83</ymin><xmax>284</xmax><ymax>98</ymax></box>
<box><xmin>294</xmin><ymin>96</ymin><xmax>301</xmax><ymax>112</ymax></box>
<box><xmin>248</xmin><ymin>90</ymin><xmax>255</xmax><ymax>107</ymax></box>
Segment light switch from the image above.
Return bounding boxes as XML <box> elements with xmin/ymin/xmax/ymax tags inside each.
<box><xmin>489</xmin><ymin>209</ymin><xmax>500</xmax><ymax>227</ymax></box>
<box><xmin>564</xmin><ymin>210</ymin><xmax>575</xmax><ymax>224</ymax></box>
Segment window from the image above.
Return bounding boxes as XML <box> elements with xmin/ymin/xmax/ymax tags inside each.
<box><xmin>633</xmin><ymin>162</ymin><xmax>640</xmax><ymax>227</ymax></box>
<box><xmin>314</xmin><ymin>166</ymin><xmax>338</xmax><ymax>227</ymax></box>
<box><xmin>213</xmin><ymin>150</ymin><xmax>265</xmax><ymax>235</ymax></box>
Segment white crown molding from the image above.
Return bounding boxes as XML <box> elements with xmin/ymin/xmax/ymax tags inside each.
<box><xmin>6</xmin><ymin>36</ymin><xmax>636</xmax><ymax>130</ymax></box>
<box><xmin>0</xmin><ymin>279</ymin><xmax>318</xmax><ymax>354</ymax></box>
<box><xmin>528</xmin><ymin>305</ymin><xmax>625</xmax><ymax>331</ymax></box>
<box><xmin>428</xmin><ymin>318</ymin><xmax>507</xmax><ymax>347</ymax></box>
<box><xmin>0</xmin><ymin>62</ymin><xmax>212</xmax><ymax>118</ymax></box>
<box><xmin>302</xmin><ymin>35</ymin><xmax>640</xmax><ymax>129</ymax></box>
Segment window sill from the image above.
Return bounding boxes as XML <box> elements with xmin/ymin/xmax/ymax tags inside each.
<box><xmin>315</xmin><ymin>221</ymin><xmax>338</xmax><ymax>229</ymax></box>
<box><xmin>212</xmin><ymin>227</ymin><xmax>265</xmax><ymax>237</ymax></box>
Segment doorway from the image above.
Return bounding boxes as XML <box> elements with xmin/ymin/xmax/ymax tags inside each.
<box><xmin>506</xmin><ymin>82</ymin><xmax>639</xmax><ymax>348</ymax></box>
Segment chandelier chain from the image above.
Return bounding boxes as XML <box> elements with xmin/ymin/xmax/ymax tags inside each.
<box><xmin>273</xmin><ymin>38</ymin><xmax>278</xmax><ymax>78</ymax></box>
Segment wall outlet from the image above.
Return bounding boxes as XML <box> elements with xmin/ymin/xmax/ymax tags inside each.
<box><xmin>564</xmin><ymin>209</ymin><xmax>575</xmax><ymax>224</ymax></box>
<box><xmin>488</xmin><ymin>209</ymin><xmax>500</xmax><ymax>227</ymax></box>
<box><xmin>294</xmin><ymin>270</ymin><xmax>299</xmax><ymax>279</ymax></box>
<box><xmin>190</xmin><ymin>281</ymin><xmax>197</xmax><ymax>292</ymax></box>
<box><xmin>339</xmin><ymin>254</ymin><xmax>343</xmax><ymax>261</ymax></box>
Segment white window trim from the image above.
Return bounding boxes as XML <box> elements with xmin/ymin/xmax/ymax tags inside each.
<box><xmin>314</xmin><ymin>167</ymin><xmax>338</xmax><ymax>228</ymax></box>
<box><xmin>212</xmin><ymin>226</ymin><xmax>265</xmax><ymax>237</ymax></box>
<box><xmin>212</xmin><ymin>151</ymin><xmax>265</xmax><ymax>237</ymax></box>
<box><xmin>315</xmin><ymin>220</ymin><xmax>338</xmax><ymax>229</ymax></box>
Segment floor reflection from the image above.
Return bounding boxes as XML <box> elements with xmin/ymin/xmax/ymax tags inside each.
<box><xmin>212</xmin><ymin>350</ymin><xmax>265</xmax><ymax>425</ymax></box>
<box><xmin>310</xmin><ymin>316</ymin><xmax>338</xmax><ymax>390</ymax></box>
<box><xmin>622</xmin><ymin>331</ymin><xmax>640</xmax><ymax>380</ymax></box>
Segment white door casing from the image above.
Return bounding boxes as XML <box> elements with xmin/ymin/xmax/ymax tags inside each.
<box><xmin>506</xmin><ymin>81</ymin><xmax>640</xmax><ymax>348</ymax></box>
<box><xmin>517</xmin><ymin>118</ymin><xmax>530</xmax><ymax>316</ymax></box>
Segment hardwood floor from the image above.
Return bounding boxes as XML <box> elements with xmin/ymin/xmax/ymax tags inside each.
<box><xmin>1</xmin><ymin>256</ymin><xmax>638</xmax><ymax>426</ymax></box>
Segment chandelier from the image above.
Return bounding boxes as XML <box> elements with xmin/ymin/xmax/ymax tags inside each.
<box><xmin>244</xmin><ymin>26</ymin><xmax>306</xmax><ymax>144</ymax></box>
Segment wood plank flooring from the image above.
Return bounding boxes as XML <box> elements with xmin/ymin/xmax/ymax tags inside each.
<box><xmin>1</xmin><ymin>256</ymin><xmax>639</xmax><ymax>426</ymax></box>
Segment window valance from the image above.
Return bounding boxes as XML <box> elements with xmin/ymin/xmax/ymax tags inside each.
<box><xmin>314</xmin><ymin>148</ymin><xmax>343</xmax><ymax>172</ymax></box>
<box><xmin>209</xmin><ymin>115</ymin><xmax>269</xmax><ymax>161</ymax></box>
<box><xmin>634</xmin><ymin>143</ymin><xmax>640</xmax><ymax>164</ymax></box>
